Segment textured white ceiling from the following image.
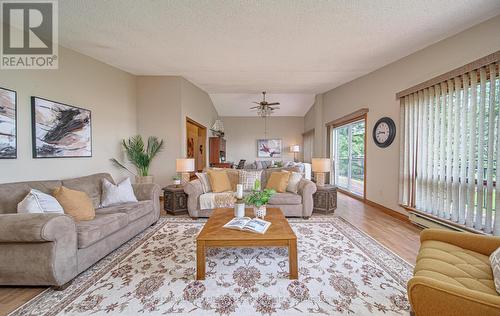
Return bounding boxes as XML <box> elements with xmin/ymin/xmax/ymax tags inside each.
<box><xmin>58</xmin><ymin>0</ymin><xmax>500</xmax><ymax>115</ymax></box>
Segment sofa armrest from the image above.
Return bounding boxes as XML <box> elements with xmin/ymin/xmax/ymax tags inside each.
<box><xmin>0</xmin><ymin>213</ymin><xmax>76</xmax><ymax>243</ymax></box>
<box><xmin>132</xmin><ymin>183</ymin><xmax>161</xmax><ymax>201</ymax></box>
<box><xmin>420</xmin><ymin>229</ymin><xmax>500</xmax><ymax>256</ymax></box>
<box><xmin>298</xmin><ymin>179</ymin><xmax>317</xmax><ymax>217</ymax></box>
<box><xmin>408</xmin><ymin>276</ymin><xmax>500</xmax><ymax>315</ymax></box>
<box><xmin>132</xmin><ymin>183</ymin><xmax>161</xmax><ymax>222</ymax></box>
<box><xmin>184</xmin><ymin>179</ymin><xmax>203</xmax><ymax>217</ymax></box>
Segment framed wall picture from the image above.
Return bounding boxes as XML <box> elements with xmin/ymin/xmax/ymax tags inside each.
<box><xmin>31</xmin><ymin>97</ymin><xmax>92</xmax><ymax>158</ymax></box>
<box><xmin>257</xmin><ymin>138</ymin><xmax>282</xmax><ymax>158</ymax></box>
<box><xmin>0</xmin><ymin>87</ymin><xmax>17</xmax><ymax>159</ymax></box>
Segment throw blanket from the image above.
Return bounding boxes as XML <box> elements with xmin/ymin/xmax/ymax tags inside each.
<box><xmin>199</xmin><ymin>192</ymin><xmax>236</xmax><ymax>210</ymax></box>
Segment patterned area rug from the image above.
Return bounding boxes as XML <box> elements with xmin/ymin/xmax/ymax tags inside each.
<box><xmin>11</xmin><ymin>216</ymin><xmax>413</xmax><ymax>316</ymax></box>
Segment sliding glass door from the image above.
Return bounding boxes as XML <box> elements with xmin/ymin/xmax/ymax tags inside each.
<box><xmin>332</xmin><ymin>119</ymin><xmax>365</xmax><ymax>197</ymax></box>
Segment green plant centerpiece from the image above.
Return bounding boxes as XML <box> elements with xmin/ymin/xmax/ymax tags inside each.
<box><xmin>244</xmin><ymin>180</ymin><xmax>275</xmax><ymax>219</ymax></box>
<box><xmin>111</xmin><ymin>135</ymin><xmax>164</xmax><ymax>184</ymax></box>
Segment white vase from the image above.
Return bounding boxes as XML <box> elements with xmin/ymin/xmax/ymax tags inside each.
<box><xmin>173</xmin><ymin>179</ymin><xmax>181</xmax><ymax>186</ymax></box>
<box><xmin>234</xmin><ymin>202</ymin><xmax>245</xmax><ymax>218</ymax></box>
<box><xmin>253</xmin><ymin>205</ymin><xmax>267</xmax><ymax>219</ymax></box>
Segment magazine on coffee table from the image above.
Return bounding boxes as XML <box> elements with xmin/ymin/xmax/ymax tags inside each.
<box><xmin>223</xmin><ymin>217</ymin><xmax>271</xmax><ymax>234</ymax></box>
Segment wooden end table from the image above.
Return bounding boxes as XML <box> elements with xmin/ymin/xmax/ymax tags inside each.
<box><xmin>196</xmin><ymin>208</ymin><xmax>298</xmax><ymax>280</ymax></box>
<box><xmin>163</xmin><ymin>185</ymin><xmax>188</xmax><ymax>215</ymax></box>
<box><xmin>313</xmin><ymin>185</ymin><xmax>337</xmax><ymax>214</ymax></box>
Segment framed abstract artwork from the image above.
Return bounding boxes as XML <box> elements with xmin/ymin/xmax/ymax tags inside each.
<box><xmin>0</xmin><ymin>87</ymin><xmax>17</xmax><ymax>159</ymax></box>
<box><xmin>257</xmin><ymin>138</ymin><xmax>282</xmax><ymax>158</ymax></box>
<box><xmin>31</xmin><ymin>97</ymin><xmax>92</xmax><ymax>158</ymax></box>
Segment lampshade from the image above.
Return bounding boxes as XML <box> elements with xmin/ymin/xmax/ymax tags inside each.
<box><xmin>290</xmin><ymin>145</ymin><xmax>300</xmax><ymax>153</ymax></box>
<box><xmin>312</xmin><ymin>158</ymin><xmax>331</xmax><ymax>172</ymax></box>
<box><xmin>176</xmin><ymin>158</ymin><xmax>195</xmax><ymax>172</ymax></box>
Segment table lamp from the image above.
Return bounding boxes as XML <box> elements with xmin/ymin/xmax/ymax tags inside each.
<box><xmin>290</xmin><ymin>145</ymin><xmax>300</xmax><ymax>162</ymax></box>
<box><xmin>176</xmin><ymin>158</ymin><xmax>195</xmax><ymax>185</ymax></box>
<box><xmin>312</xmin><ymin>158</ymin><xmax>331</xmax><ymax>187</ymax></box>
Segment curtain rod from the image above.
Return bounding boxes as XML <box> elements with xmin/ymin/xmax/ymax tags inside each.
<box><xmin>396</xmin><ymin>50</ymin><xmax>500</xmax><ymax>99</ymax></box>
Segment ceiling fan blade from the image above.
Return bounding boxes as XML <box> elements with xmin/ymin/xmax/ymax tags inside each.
<box><xmin>252</xmin><ymin>102</ymin><xmax>262</xmax><ymax>105</ymax></box>
<box><xmin>267</xmin><ymin>102</ymin><xmax>280</xmax><ymax>106</ymax></box>
<box><xmin>249</xmin><ymin>106</ymin><xmax>260</xmax><ymax>109</ymax></box>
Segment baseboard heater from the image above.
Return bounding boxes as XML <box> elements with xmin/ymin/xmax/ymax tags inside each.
<box><xmin>408</xmin><ymin>211</ymin><xmax>466</xmax><ymax>232</ymax></box>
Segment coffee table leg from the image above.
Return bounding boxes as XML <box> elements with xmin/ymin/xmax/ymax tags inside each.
<box><xmin>196</xmin><ymin>240</ymin><xmax>206</xmax><ymax>280</ymax></box>
<box><xmin>289</xmin><ymin>239</ymin><xmax>298</xmax><ymax>279</ymax></box>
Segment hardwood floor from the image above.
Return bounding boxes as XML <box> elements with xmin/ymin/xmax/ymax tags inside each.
<box><xmin>0</xmin><ymin>192</ymin><xmax>422</xmax><ymax>315</ymax></box>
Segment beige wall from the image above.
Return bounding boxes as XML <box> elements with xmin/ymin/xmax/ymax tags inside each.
<box><xmin>0</xmin><ymin>46</ymin><xmax>137</xmax><ymax>183</ymax></box>
<box><xmin>136</xmin><ymin>76</ymin><xmax>218</xmax><ymax>186</ymax></box>
<box><xmin>136</xmin><ymin>76</ymin><xmax>182</xmax><ymax>186</ymax></box>
<box><xmin>222</xmin><ymin>116</ymin><xmax>304</xmax><ymax>163</ymax></box>
<box><xmin>317</xmin><ymin>15</ymin><xmax>500</xmax><ymax>214</ymax></box>
<box><xmin>180</xmin><ymin>78</ymin><xmax>218</xmax><ymax>159</ymax></box>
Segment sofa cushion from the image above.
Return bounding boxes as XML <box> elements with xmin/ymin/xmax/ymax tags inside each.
<box><xmin>490</xmin><ymin>246</ymin><xmax>500</xmax><ymax>294</ymax></box>
<box><xmin>62</xmin><ymin>173</ymin><xmax>114</xmax><ymax>208</ymax></box>
<box><xmin>96</xmin><ymin>201</ymin><xmax>153</xmax><ymax>222</ymax></box>
<box><xmin>268</xmin><ymin>192</ymin><xmax>302</xmax><ymax>205</ymax></box>
<box><xmin>76</xmin><ymin>213</ymin><xmax>129</xmax><ymax>249</ymax></box>
<box><xmin>414</xmin><ymin>240</ymin><xmax>497</xmax><ymax>295</ymax></box>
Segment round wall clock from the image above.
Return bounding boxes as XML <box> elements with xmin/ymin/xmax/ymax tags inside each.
<box><xmin>373</xmin><ymin>117</ymin><xmax>396</xmax><ymax>148</ymax></box>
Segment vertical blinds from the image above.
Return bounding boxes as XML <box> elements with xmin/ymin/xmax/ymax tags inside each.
<box><xmin>399</xmin><ymin>61</ymin><xmax>500</xmax><ymax>235</ymax></box>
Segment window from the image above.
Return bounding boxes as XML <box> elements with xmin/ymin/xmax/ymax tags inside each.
<box><xmin>399</xmin><ymin>61</ymin><xmax>500</xmax><ymax>235</ymax></box>
<box><xmin>332</xmin><ymin>119</ymin><xmax>365</xmax><ymax>197</ymax></box>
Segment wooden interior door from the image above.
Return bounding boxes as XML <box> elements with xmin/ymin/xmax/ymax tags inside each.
<box><xmin>186</xmin><ymin>118</ymin><xmax>207</xmax><ymax>172</ymax></box>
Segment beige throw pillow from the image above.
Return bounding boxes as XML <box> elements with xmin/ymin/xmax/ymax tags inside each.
<box><xmin>266</xmin><ymin>171</ymin><xmax>290</xmax><ymax>193</ymax></box>
<box><xmin>490</xmin><ymin>246</ymin><xmax>500</xmax><ymax>294</ymax></box>
<box><xmin>207</xmin><ymin>170</ymin><xmax>232</xmax><ymax>193</ymax></box>
<box><xmin>53</xmin><ymin>186</ymin><xmax>95</xmax><ymax>221</ymax></box>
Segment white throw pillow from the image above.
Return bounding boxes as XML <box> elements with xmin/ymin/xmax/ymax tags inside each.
<box><xmin>285</xmin><ymin>171</ymin><xmax>303</xmax><ymax>194</ymax></box>
<box><xmin>101</xmin><ymin>178</ymin><xmax>138</xmax><ymax>207</ymax></box>
<box><xmin>17</xmin><ymin>189</ymin><xmax>64</xmax><ymax>214</ymax></box>
<box><xmin>490</xmin><ymin>246</ymin><xmax>500</xmax><ymax>294</ymax></box>
<box><xmin>196</xmin><ymin>172</ymin><xmax>212</xmax><ymax>193</ymax></box>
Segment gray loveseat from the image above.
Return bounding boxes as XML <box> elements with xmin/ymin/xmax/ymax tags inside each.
<box><xmin>0</xmin><ymin>173</ymin><xmax>161</xmax><ymax>287</ymax></box>
<box><xmin>184</xmin><ymin>168</ymin><xmax>317</xmax><ymax>218</ymax></box>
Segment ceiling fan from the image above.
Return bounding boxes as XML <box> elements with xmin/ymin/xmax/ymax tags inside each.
<box><xmin>250</xmin><ymin>91</ymin><xmax>280</xmax><ymax>117</ymax></box>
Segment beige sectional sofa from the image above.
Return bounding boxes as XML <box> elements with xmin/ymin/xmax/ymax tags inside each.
<box><xmin>184</xmin><ymin>168</ymin><xmax>317</xmax><ymax>218</ymax></box>
<box><xmin>0</xmin><ymin>173</ymin><xmax>161</xmax><ymax>287</ymax></box>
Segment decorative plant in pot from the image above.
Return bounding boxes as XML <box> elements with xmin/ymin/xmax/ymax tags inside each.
<box><xmin>244</xmin><ymin>180</ymin><xmax>275</xmax><ymax>219</ymax></box>
<box><xmin>111</xmin><ymin>135</ymin><xmax>164</xmax><ymax>184</ymax></box>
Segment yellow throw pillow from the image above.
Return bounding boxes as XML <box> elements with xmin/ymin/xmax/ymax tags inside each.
<box><xmin>266</xmin><ymin>171</ymin><xmax>291</xmax><ymax>193</ymax></box>
<box><xmin>53</xmin><ymin>186</ymin><xmax>95</xmax><ymax>221</ymax></box>
<box><xmin>207</xmin><ymin>170</ymin><xmax>232</xmax><ymax>193</ymax></box>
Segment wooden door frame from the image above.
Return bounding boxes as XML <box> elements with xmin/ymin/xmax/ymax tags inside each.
<box><xmin>326</xmin><ymin>109</ymin><xmax>368</xmax><ymax>200</ymax></box>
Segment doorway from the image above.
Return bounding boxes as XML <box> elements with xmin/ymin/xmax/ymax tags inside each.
<box><xmin>186</xmin><ymin>118</ymin><xmax>207</xmax><ymax>172</ymax></box>
<box><xmin>332</xmin><ymin>118</ymin><xmax>365</xmax><ymax>198</ymax></box>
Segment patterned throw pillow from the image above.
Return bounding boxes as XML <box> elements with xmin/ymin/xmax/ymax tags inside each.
<box><xmin>491</xmin><ymin>246</ymin><xmax>500</xmax><ymax>294</ymax></box>
<box><xmin>285</xmin><ymin>171</ymin><xmax>303</xmax><ymax>194</ymax></box>
<box><xmin>239</xmin><ymin>170</ymin><xmax>263</xmax><ymax>191</ymax></box>
<box><xmin>196</xmin><ymin>172</ymin><xmax>212</xmax><ymax>193</ymax></box>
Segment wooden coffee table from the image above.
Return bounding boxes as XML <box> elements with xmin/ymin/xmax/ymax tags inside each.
<box><xmin>196</xmin><ymin>207</ymin><xmax>298</xmax><ymax>280</ymax></box>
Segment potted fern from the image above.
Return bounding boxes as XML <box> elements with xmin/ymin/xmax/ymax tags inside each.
<box><xmin>111</xmin><ymin>135</ymin><xmax>164</xmax><ymax>184</ymax></box>
<box><xmin>244</xmin><ymin>180</ymin><xmax>276</xmax><ymax>219</ymax></box>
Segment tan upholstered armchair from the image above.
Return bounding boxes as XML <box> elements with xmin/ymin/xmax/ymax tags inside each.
<box><xmin>408</xmin><ymin>229</ymin><xmax>500</xmax><ymax>316</ymax></box>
